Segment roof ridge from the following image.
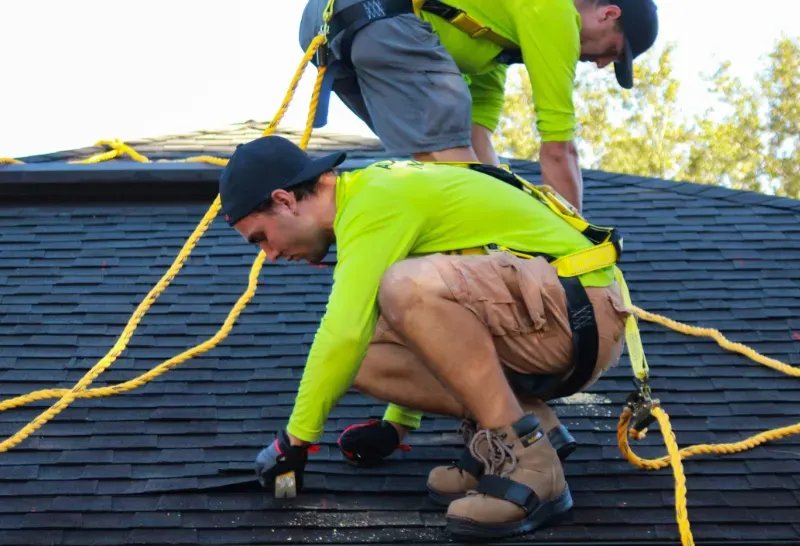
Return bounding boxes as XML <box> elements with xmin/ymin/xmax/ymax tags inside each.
<box><xmin>13</xmin><ymin>120</ymin><xmax>383</xmax><ymax>164</ymax></box>
<box><xmin>586</xmin><ymin>171</ymin><xmax>800</xmax><ymax>213</ymax></box>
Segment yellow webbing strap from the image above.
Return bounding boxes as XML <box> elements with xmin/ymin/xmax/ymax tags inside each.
<box><xmin>550</xmin><ymin>241</ymin><xmax>618</xmax><ymax>277</ymax></box>
<box><xmin>413</xmin><ymin>0</ymin><xmax>519</xmax><ymax>51</ymax></box>
<box><xmin>614</xmin><ymin>266</ymin><xmax>649</xmax><ymax>381</ymax></box>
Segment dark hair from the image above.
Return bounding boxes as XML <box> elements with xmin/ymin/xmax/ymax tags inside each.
<box><xmin>252</xmin><ymin>169</ymin><xmax>335</xmax><ymax>214</ymax></box>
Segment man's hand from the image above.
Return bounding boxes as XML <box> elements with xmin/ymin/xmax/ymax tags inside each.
<box><xmin>539</xmin><ymin>140</ymin><xmax>583</xmax><ymax>213</ymax></box>
<box><xmin>254</xmin><ymin>429</ymin><xmax>313</xmax><ymax>494</ymax></box>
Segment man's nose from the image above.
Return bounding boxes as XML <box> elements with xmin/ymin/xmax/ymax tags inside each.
<box><xmin>260</xmin><ymin>243</ymin><xmax>280</xmax><ymax>262</ymax></box>
<box><xmin>595</xmin><ymin>57</ymin><xmax>613</xmax><ymax>69</ymax></box>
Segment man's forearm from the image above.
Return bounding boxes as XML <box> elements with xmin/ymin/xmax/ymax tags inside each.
<box><xmin>471</xmin><ymin>123</ymin><xmax>501</xmax><ymax>166</ymax></box>
<box><xmin>538</xmin><ymin>140</ymin><xmax>583</xmax><ymax>213</ymax></box>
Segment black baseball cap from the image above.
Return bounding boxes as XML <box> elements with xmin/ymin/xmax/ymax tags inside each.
<box><xmin>612</xmin><ymin>0</ymin><xmax>659</xmax><ymax>89</ymax></box>
<box><xmin>218</xmin><ymin>135</ymin><xmax>347</xmax><ymax>226</ymax></box>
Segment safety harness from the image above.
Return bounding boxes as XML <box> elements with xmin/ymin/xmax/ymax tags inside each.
<box><xmin>313</xmin><ymin>0</ymin><xmax>523</xmax><ymax>128</ymax></box>
<box><xmin>329</xmin><ymin>0</ymin><xmax>521</xmax><ymax>68</ymax></box>
<box><xmin>439</xmin><ymin>162</ymin><xmax>624</xmax><ymax>400</ymax></box>
<box><xmin>312</xmin><ymin>0</ymin><xmax>631</xmax><ymax>399</ymax></box>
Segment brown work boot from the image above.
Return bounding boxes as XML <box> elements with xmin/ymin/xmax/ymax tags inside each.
<box><xmin>445</xmin><ymin>414</ymin><xmax>573</xmax><ymax>539</ymax></box>
<box><xmin>426</xmin><ymin>418</ymin><xmax>484</xmax><ymax>504</ymax></box>
<box><xmin>426</xmin><ymin>407</ymin><xmax>575</xmax><ymax>507</ymax></box>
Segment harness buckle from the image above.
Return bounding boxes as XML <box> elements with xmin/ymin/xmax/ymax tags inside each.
<box><xmin>468</xmin><ymin>25</ymin><xmax>491</xmax><ymax>39</ymax></box>
<box><xmin>626</xmin><ymin>378</ymin><xmax>658</xmax><ymax>433</ymax></box>
<box><xmin>316</xmin><ymin>43</ymin><xmax>330</xmax><ymax>68</ymax></box>
<box><xmin>450</xmin><ymin>12</ymin><xmax>491</xmax><ymax>39</ymax></box>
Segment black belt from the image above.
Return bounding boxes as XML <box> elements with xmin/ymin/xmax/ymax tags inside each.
<box><xmin>505</xmin><ymin>276</ymin><xmax>599</xmax><ymax>400</ymax></box>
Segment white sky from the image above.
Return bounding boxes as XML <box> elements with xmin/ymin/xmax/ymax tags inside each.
<box><xmin>1</xmin><ymin>0</ymin><xmax>799</xmax><ymax>159</ymax></box>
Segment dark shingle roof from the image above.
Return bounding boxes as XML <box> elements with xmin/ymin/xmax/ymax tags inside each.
<box><xmin>1</xmin><ymin>128</ymin><xmax>799</xmax><ymax>546</ymax></box>
<box><xmin>12</xmin><ymin>121</ymin><xmax>387</xmax><ymax>164</ymax></box>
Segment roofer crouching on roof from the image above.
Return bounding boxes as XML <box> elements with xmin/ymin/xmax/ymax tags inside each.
<box><xmin>218</xmin><ymin>135</ymin><xmax>632</xmax><ymax>539</ymax></box>
<box><xmin>299</xmin><ymin>0</ymin><xmax>659</xmax><ymax>214</ymax></box>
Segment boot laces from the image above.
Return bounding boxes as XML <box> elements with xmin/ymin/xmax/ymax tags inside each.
<box><xmin>469</xmin><ymin>428</ymin><xmax>517</xmax><ymax>478</ymax></box>
<box><xmin>457</xmin><ymin>418</ymin><xmax>478</xmax><ymax>444</ymax></box>
<box><xmin>448</xmin><ymin>418</ymin><xmax>479</xmax><ymax>472</ymax></box>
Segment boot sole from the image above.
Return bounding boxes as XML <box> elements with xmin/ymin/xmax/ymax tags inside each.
<box><xmin>427</xmin><ymin>486</ymin><xmax>464</xmax><ymax>506</ymax></box>
<box><xmin>445</xmin><ymin>486</ymin><xmax>574</xmax><ymax>539</ymax></box>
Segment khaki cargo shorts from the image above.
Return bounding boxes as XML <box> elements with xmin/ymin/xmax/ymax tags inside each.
<box><xmin>372</xmin><ymin>252</ymin><xmax>631</xmax><ymax>397</ymax></box>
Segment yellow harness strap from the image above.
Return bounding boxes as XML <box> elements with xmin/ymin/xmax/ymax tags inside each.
<box><xmin>614</xmin><ymin>266</ymin><xmax>649</xmax><ymax>381</ymax></box>
<box><xmin>449</xmin><ymin>241</ymin><xmax>618</xmax><ymax>278</ymax></box>
<box><xmin>413</xmin><ymin>0</ymin><xmax>519</xmax><ymax>51</ymax></box>
<box><xmin>439</xmin><ymin>161</ymin><xmax>622</xmax><ymax>278</ymax></box>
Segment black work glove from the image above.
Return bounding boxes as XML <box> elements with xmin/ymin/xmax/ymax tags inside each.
<box><xmin>254</xmin><ymin>429</ymin><xmax>314</xmax><ymax>495</ymax></box>
<box><xmin>337</xmin><ymin>419</ymin><xmax>408</xmax><ymax>467</ymax></box>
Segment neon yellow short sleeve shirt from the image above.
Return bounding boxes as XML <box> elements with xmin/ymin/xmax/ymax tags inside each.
<box><xmin>418</xmin><ymin>0</ymin><xmax>581</xmax><ymax>141</ymax></box>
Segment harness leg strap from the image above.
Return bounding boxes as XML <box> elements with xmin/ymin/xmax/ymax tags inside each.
<box><xmin>327</xmin><ymin>0</ymin><xmax>416</xmax><ymax>69</ymax></box>
<box><xmin>312</xmin><ymin>60</ymin><xmax>341</xmax><ymax>129</ymax></box>
<box><xmin>550</xmin><ymin>276</ymin><xmax>599</xmax><ymax>400</ymax></box>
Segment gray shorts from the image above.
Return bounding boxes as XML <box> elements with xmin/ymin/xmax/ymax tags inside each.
<box><xmin>299</xmin><ymin>0</ymin><xmax>473</xmax><ymax>155</ymax></box>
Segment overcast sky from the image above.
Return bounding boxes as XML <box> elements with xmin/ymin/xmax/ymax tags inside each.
<box><xmin>2</xmin><ymin>0</ymin><xmax>799</xmax><ymax>158</ymax></box>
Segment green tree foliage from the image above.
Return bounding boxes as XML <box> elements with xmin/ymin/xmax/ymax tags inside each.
<box><xmin>493</xmin><ymin>36</ymin><xmax>800</xmax><ymax>199</ymax></box>
<box><xmin>760</xmin><ymin>36</ymin><xmax>800</xmax><ymax>198</ymax></box>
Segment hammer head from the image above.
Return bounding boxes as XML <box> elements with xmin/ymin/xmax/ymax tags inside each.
<box><xmin>274</xmin><ymin>470</ymin><xmax>297</xmax><ymax>498</ymax></box>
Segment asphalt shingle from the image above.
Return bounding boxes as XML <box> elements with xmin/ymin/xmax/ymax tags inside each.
<box><xmin>1</xmin><ymin>138</ymin><xmax>799</xmax><ymax>545</ymax></box>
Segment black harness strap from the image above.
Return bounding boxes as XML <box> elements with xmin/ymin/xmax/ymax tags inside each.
<box><xmin>419</xmin><ymin>0</ymin><xmax>522</xmax><ymax>65</ymax></box>
<box><xmin>327</xmin><ymin>0</ymin><xmax>416</xmax><ymax>69</ymax></box>
<box><xmin>326</xmin><ymin>0</ymin><xmax>524</xmax><ymax>68</ymax></box>
<box><xmin>550</xmin><ymin>276</ymin><xmax>599</xmax><ymax>399</ymax></box>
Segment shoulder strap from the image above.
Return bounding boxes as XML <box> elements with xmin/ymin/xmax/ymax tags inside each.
<box><xmin>419</xmin><ymin>0</ymin><xmax>519</xmax><ymax>51</ymax></box>
<box><xmin>465</xmin><ymin>163</ymin><xmax>624</xmax><ymax>259</ymax></box>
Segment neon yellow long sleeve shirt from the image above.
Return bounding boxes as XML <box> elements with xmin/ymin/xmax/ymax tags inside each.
<box><xmin>417</xmin><ymin>0</ymin><xmax>581</xmax><ymax>141</ymax></box>
<box><xmin>285</xmin><ymin>160</ymin><xmax>613</xmax><ymax>443</ymax></box>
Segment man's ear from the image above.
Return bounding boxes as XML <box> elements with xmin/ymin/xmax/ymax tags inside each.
<box><xmin>270</xmin><ymin>189</ymin><xmax>297</xmax><ymax>211</ymax></box>
<box><xmin>603</xmin><ymin>4</ymin><xmax>622</xmax><ymax>22</ymax></box>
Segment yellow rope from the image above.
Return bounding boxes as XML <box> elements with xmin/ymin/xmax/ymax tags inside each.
<box><xmin>68</xmin><ymin>139</ymin><xmax>152</xmax><ymax>164</ymax></box>
<box><xmin>0</xmin><ymin>2</ymin><xmax>797</xmax><ymax>544</ymax></box>
<box><xmin>0</xmin><ymin>6</ymin><xmax>332</xmax><ymax>452</ymax></box>
<box><xmin>632</xmin><ymin>304</ymin><xmax>799</xmax><ymax>377</ymax></box>
<box><xmin>617</xmin><ymin>308</ymin><xmax>800</xmax><ymax>546</ymax></box>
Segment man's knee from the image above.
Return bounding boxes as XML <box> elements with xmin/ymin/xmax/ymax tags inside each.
<box><xmin>377</xmin><ymin>257</ymin><xmax>450</xmax><ymax>327</ymax></box>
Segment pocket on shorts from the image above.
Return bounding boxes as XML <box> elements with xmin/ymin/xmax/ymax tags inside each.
<box><xmin>444</xmin><ymin>253</ymin><xmax>549</xmax><ymax>338</ymax></box>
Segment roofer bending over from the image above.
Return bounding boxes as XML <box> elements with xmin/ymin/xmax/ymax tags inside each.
<box><xmin>300</xmin><ymin>0</ymin><xmax>659</xmax><ymax>213</ymax></box>
<box><xmin>218</xmin><ymin>135</ymin><xmax>630</xmax><ymax>539</ymax></box>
